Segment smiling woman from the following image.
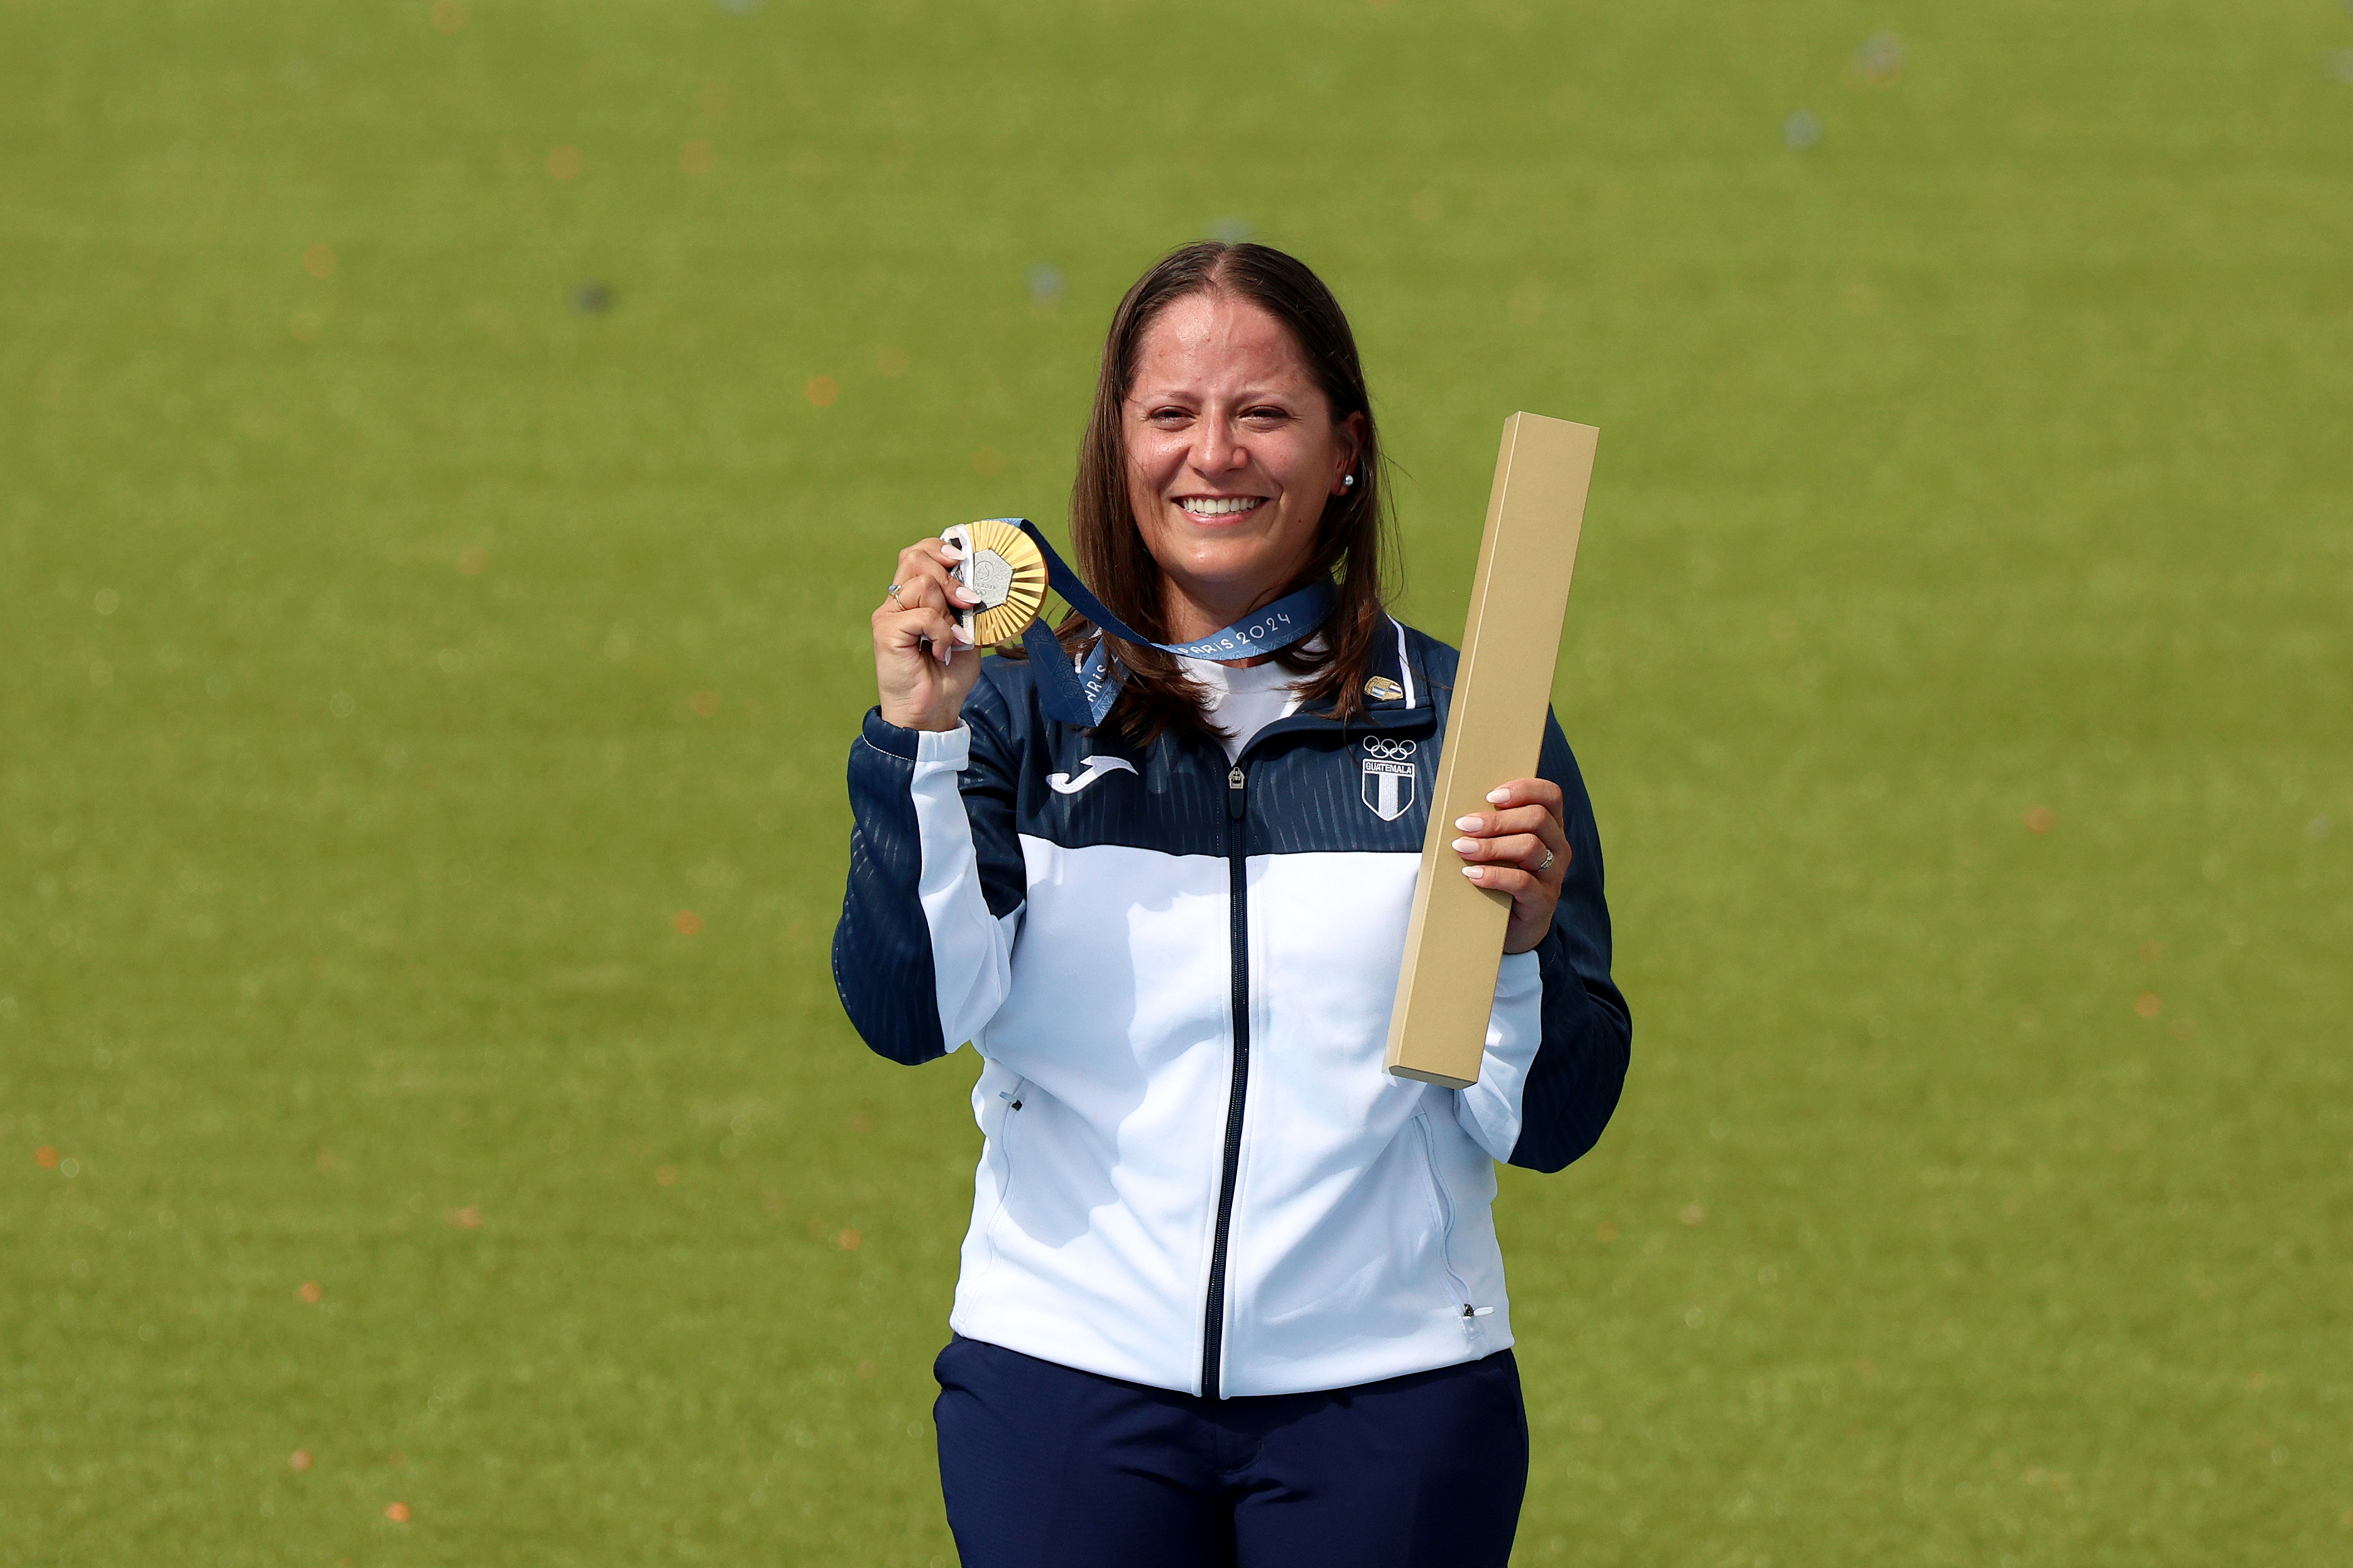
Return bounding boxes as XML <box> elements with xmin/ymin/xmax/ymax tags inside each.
<box><xmin>835</xmin><ymin>242</ymin><xmax>1632</xmax><ymax>1568</ymax></box>
<box><xmin>1127</xmin><ymin>290</ymin><xmax>1358</xmax><ymax>633</ymax></box>
<box><xmin>1053</xmin><ymin>242</ymin><xmax>1388</xmax><ymax>741</ymax></box>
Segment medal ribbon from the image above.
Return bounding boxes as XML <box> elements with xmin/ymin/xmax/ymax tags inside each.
<box><xmin>981</xmin><ymin>518</ymin><xmax>1335</xmax><ymax>728</ymax></box>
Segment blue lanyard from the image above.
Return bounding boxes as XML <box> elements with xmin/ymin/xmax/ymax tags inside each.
<box><xmin>984</xmin><ymin>518</ymin><xmax>1335</xmax><ymax>728</ymax></box>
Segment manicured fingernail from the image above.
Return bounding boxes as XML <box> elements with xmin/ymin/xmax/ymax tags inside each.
<box><xmin>1455</xmin><ymin>815</ymin><xmax>1482</xmax><ymax>831</ymax></box>
<box><xmin>1451</xmin><ymin>837</ymin><xmax>1478</xmax><ymax>855</ymax></box>
<box><xmin>1486</xmin><ymin>788</ymin><xmax>1510</xmax><ymax>803</ymax></box>
<box><xmin>1460</xmin><ymin>866</ymin><xmax>1482</xmax><ymax>880</ymax></box>
<box><xmin>941</xmin><ymin>544</ymin><xmax>966</xmax><ymax>560</ymax></box>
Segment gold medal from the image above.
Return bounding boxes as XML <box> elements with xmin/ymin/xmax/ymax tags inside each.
<box><xmin>942</xmin><ymin>520</ymin><xmax>1049</xmax><ymax>646</ymax></box>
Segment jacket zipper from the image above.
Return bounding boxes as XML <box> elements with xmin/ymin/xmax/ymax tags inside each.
<box><xmin>1199</xmin><ymin>760</ymin><xmax>1252</xmax><ymax>1398</ymax></box>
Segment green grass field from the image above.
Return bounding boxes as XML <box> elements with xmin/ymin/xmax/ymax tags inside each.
<box><xmin>5</xmin><ymin>1</ymin><xmax>2350</xmax><ymax>1562</ymax></box>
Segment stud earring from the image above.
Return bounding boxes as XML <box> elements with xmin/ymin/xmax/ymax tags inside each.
<box><xmin>1342</xmin><ymin>473</ymin><xmax>1356</xmax><ymax>488</ymax></box>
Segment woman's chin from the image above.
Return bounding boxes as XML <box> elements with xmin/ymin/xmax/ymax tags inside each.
<box><xmin>1168</xmin><ymin>548</ymin><xmax>1294</xmax><ymax>599</ymax></box>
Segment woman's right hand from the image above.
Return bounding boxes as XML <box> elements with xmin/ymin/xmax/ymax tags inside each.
<box><xmin>874</xmin><ymin>536</ymin><xmax>984</xmax><ymax>732</ymax></box>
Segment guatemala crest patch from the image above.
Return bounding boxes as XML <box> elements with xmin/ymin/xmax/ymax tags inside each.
<box><xmin>1360</xmin><ymin>737</ymin><xmax>1417</xmax><ymax>822</ymax></box>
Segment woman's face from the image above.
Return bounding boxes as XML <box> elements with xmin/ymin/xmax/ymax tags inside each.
<box><xmin>1123</xmin><ymin>291</ymin><xmax>1362</xmax><ymax>619</ymax></box>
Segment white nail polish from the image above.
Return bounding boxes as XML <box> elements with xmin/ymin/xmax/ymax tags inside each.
<box><xmin>1460</xmin><ymin>865</ymin><xmax>1481</xmax><ymax>879</ymax></box>
<box><xmin>1455</xmin><ymin>815</ymin><xmax>1481</xmax><ymax>831</ymax></box>
<box><xmin>1486</xmin><ymin>788</ymin><xmax>1510</xmax><ymax>803</ymax></box>
<box><xmin>1451</xmin><ymin>838</ymin><xmax>1477</xmax><ymax>854</ymax></box>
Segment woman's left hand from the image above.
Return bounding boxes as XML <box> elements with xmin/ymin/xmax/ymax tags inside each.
<box><xmin>1451</xmin><ymin>777</ymin><xmax>1571</xmax><ymax>956</ymax></box>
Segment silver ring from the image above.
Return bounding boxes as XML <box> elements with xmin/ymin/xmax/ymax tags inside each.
<box><xmin>886</xmin><ymin>583</ymin><xmax>904</xmax><ymax>602</ymax></box>
<box><xmin>1536</xmin><ymin>849</ymin><xmax>1556</xmax><ymax>874</ymax></box>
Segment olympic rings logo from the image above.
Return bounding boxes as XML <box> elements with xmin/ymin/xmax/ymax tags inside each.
<box><xmin>1362</xmin><ymin>738</ymin><xmax>1417</xmax><ymax>760</ymax></box>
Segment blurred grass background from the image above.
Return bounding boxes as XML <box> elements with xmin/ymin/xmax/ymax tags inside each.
<box><xmin>4</xmin><ymin>0</ymin><xmax>2350</xmax><ymax>1563</ymax></box>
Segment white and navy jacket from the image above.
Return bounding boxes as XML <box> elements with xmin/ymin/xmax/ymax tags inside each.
<box><xmin>833</xmin><ymin>621</ymin><xmax>1629</xmax><ymax>1398</ymax></box>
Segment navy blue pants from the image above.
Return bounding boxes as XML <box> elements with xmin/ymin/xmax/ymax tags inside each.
<box><xmin>933</xmin><ymin>1336</ymin><xmax>1528</xmax><ymax>1567</ymax></box>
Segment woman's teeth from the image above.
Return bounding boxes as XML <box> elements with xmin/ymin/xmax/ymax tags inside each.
<box><xmin>1180</xmin><ymin>497</ymin><xmax>1262</xmax><ymax>517</ymax></box>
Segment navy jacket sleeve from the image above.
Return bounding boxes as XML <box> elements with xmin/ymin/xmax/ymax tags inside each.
<box><xmin>1507</xmin><ymin>712</ymin><xmax>1633</xmax><ymax>1172</ymax></box>
<box><xmin>830</xmin><ymin>672</ymin><xmax>1027</xmax><ymax>1065</ymax></box>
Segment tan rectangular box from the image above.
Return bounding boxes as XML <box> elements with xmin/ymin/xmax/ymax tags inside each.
<box><xmin>1384</xmin><ymin>412</ymin><xmax>1598</xmax><ymax>1089</ymax></box>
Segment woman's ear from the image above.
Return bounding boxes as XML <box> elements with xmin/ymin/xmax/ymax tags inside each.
<box><xmin>1333</xmin><ymin>410</ymin><xmax>1368</xmax><ymax>494</ymax></box>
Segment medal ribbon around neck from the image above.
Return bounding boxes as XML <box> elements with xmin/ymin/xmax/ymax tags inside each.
<box><xmin>956</xmin><ymin>518</ymin><xmax>1335</xmax><ymax>728</ymax></box>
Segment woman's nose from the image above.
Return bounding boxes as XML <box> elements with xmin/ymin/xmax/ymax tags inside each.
<box><xmin>1189</xmin><ymin>419</ymin><xmax>1248</xmax><ymax>475</ymax></box>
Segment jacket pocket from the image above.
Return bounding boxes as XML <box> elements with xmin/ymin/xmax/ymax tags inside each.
<box><xmin>1411</xmin><ymin>1112</ymin><xmax>1478</xmax><ymax>1334</ymax></box>
<box><xmin>976</xmin><ymin>1077</ymin><xmax>1030</xmax><ymax>1280</ymax></box>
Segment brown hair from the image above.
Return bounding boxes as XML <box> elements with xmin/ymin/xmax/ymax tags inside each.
<box><xmin>1033</xmin><ymin>241</ymin><xmax>1394</xmax><ymax>742</ymax></box>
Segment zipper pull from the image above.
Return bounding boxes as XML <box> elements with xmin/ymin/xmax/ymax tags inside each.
<box><xmin>998</xmin><ymin>1091</ymin><xmax>1022</xmax><ymax>1110</ymax></box>
<box><xmin>1226</xmin><ymin>765</ymin><xmax>1247</xmax><ymax>821</ymax></box>
<box><xmin>1463</xmin><ymin>1305</ymin><xmax>1494</xmax><ymax>1317</ymax></box>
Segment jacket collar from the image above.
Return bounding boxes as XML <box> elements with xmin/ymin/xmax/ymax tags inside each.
<box><xmin>1360</xmin><ymin>617</ymin><xmax>1431</xmax><ymax>721</ymax></box>
<box><xmin>1239</xmin><ymin>618</ymin><xmax>1436</xmax><ymax>754</ymax></box>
